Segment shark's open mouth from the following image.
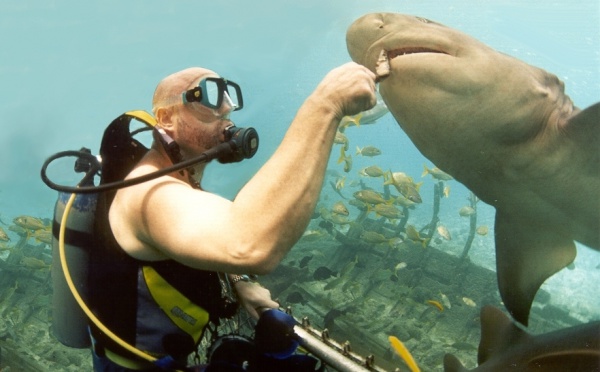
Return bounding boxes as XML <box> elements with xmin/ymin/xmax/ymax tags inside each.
<box><xmin>388</xmin><ymin>47</ymin><xmax>446</xmax><ymax>59</ymax></box>
<box><xmin>374</xmin><ymin>47</ymin><xmax>447</xmax><ymax>79</ymax></box>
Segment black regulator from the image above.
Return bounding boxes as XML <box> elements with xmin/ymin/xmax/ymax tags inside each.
<box><xmin>219</xmin><ymin>124</ymin><xmax>259</xmax><ymax>164</ymax></box>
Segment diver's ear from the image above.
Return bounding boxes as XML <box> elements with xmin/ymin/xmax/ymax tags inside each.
<box><xmin>155</xmin><ymin>106</ymin><xmax>176</xmax><ymax>131</ymax></box>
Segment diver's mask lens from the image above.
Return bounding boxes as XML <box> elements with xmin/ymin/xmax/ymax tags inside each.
<box><xmin>183</xmin><ymin>77</ymin><xmax>243</xmax><ymax>112</ymax></box>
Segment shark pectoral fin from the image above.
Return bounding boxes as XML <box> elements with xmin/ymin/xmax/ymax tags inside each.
<box><xmin>566</xmin><ymin>103</ymin><xmax>600</xmax><ymax>181</ymax></box>
<box><xmin>494</xmin><ymin>212</ymin><xmax>576</xmax><ymax>326</ymax></box>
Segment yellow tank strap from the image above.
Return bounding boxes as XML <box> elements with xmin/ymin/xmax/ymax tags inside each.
<box><xmin>142</xmin><ymin>266</ymin><xmax>209</xmax><ymax>343</ymax></box>
<box><xmin>125</xmin><ymin>110</ymin><xmax>157</xmax><ymax>128</ymax></box>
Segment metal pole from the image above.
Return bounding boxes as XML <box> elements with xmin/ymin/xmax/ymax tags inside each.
<box><xmin>293</xmin><ymin>325</ymin><xmax>386</xmax><ymax>372</ymax></box>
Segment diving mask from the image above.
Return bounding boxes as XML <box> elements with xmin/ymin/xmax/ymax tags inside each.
<box><xmin>183</xmin><ymin>77</ymin><xmax>243</xmax><ymax>112</ymax></box>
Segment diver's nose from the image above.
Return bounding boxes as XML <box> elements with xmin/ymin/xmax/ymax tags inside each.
<box><xmin>217</xmin><ymin>93</ymin><xmax>235</xmax><ymax>120</ymax></box>
<box><xmin>223</xmin><ymin>91</ymin><xmax>237</xmax><ymax>111</ymax></box>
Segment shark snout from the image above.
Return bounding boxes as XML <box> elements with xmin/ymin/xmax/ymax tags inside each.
<box><xmin>346</xmin><ymin>13</ymin><xmax>391</xmax><ymax>66</ymax></box>
<box><xmin>348</xmin><ymin>13</ymin><xmax>453</xmax><ymax>77</ymax></box>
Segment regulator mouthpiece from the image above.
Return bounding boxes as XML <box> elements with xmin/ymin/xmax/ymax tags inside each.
<box><xmin>219</xmin><ymin>125</ymin><xmax>259</xmax><ymax>164</ymax></box>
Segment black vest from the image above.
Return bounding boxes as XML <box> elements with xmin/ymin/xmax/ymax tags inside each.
<box><xmin>88</xmin><ymin>191</ymin><xmax>234</xmax><ymax>358</ymax></box>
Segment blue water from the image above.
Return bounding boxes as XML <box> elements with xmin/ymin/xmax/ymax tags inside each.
<box><xmin>1</xmin><ymin>0</ymin><xmax>598</xmax><ymax>333</ymax></box>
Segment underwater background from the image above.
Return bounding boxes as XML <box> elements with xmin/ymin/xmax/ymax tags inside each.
<box><xmin>0</xmin><ymin>0</ymin><xmax>598</xmax><ymax>370</ymax></box>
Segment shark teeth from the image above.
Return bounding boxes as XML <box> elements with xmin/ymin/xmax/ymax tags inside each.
<box><xmin>375</xmin><ymin>49</ymin><xmax>390</xmax><ymax>80</ymax></box>
<box><xmin>388</xmin><ymin>47</ymin><xmax>446</xmax><ymax>59</ymax></box>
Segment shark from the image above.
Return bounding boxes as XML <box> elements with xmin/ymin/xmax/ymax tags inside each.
<box><xmin>346</xmin><ymin>12</ymin><xmax>599</xmax><ymax>326</ymax></box>
<box><xmin>443</xmin><ymin>306</ymin><xmax>600</xmax><ymax>371</ymax></box>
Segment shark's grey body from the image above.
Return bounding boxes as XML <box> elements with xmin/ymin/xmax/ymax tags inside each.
<box><xmin>443</xmin><ymin>306</ymin><xmax>600</xmax><ymax>372</ymax></box>
<box><xmin>346</xmin><ymin>13</ymin><xmax>599</xmax><ymax>326</ymax></box>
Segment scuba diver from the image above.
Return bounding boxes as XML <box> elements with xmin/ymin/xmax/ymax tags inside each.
<box><xmin>49</xmin><ymin>64</ymin><xmax>376</xmax><ymax>371</ymax></box>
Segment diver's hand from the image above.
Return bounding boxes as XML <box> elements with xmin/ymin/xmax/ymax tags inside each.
<box><xmin>312</xmin><ymin>62</ymin><xmax>377</xmax><ymax>121</ymax></box>
<box><xmin>234</xmin><ymin>280</ymin><xmax>279</xmax><ymax>319</ymax></box>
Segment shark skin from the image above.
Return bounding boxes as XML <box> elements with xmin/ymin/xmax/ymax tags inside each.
<box><xmin>443</xmin><ymin>306</ymin><xmax>600</xmax><ymax>372</ymax></box>
<box><xmin>346</xmin><ymin>13</ymin><xmax>600</xmax><ymax>326</ymax></box>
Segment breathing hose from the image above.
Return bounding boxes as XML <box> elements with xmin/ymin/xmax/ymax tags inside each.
<box><xmin>42</xmin><ymin>142</ymin><xmax>235</xmax><ymax>194</ymax></box>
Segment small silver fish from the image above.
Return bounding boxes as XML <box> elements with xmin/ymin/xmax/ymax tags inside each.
<box><xmin>436</xmin><ymin>225</ymin><xmax>452</xmax><ymax>240</ymax></box>
<box><xmin>476</xmin><ymin>225</ymin><xmax>489</xmax><ymax>236</ymax></box>
<box><xmin>394</xmin><ymin>262</ymin><xmax>407</xmax><ymax>271</ymax></box>
<box><xmin>359</xmin><ymin>165</ymin><xmax>385</xmax><ymax>178</ymax></box>
<box><xmin>0</xmin><ymin>227</ymin><xmax>10</xmax><ymax>242</ymax></box>
<box><xmin>440</xmin><ymin>292</ymin><xmax>452</xmax><ymax>309</ymax></box>
<box><xmin>356</xmin><ymin>145</ymin><xmax>382</xmax><ymax>157</ymax></box>
<box><xmin>462</xmin><ymin>297</ymin><xmax>476</xmax><ymax>307</ymax></box>
<box><xmin>422</xmin><ymin>165</ymin><xmax>453</xmax><ymax>181</ymax></box>
<box><xmin>459</xmin><ymin>206</ymin><xmax>476</xmax><ymax>217</ymax></box>
<box><xmin>331</xmin><ymin>201</ymin><xmax>349</xmax><ymax>216</ymax></box>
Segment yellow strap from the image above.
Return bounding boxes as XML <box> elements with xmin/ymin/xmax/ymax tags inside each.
<box><xmin>125</xmin><ymin>110</ymin><xmax>157</xmax><ymax>127</ymax></box>
<box><xmin>142</xmin><ymin>266</ymin><xmax>210</xmax><ymax>342</ymax></box>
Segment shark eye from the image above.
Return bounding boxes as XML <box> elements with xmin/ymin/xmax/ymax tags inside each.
<box><xmin>415</xmin><ymin>17</ymin><xmax>432</xmax><ymax>24</ymax></box>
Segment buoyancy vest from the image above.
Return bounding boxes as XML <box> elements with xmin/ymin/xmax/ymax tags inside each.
<box><xmin>87</xmin><ymin>112</ymin><xmax>236</xmax><ymax>361</ymax></box>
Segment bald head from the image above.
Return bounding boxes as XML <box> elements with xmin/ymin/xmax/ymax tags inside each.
<box><xmin>152</xmin><ymin>67</ymin><xmax>217</xmax><ymax>112</ymax></box>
